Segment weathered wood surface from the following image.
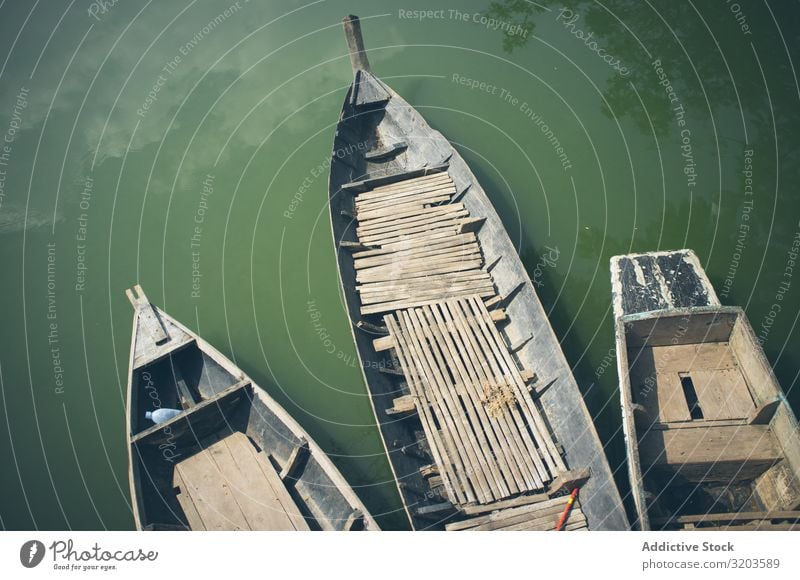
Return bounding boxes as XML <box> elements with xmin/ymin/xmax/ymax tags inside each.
<box><xmin>638</xmin><ymin>424</ymin><xmax>781</xmax><ymax>482</ymax></box>
<box><xmin>446</xmin><ymin>494</ymin><xmax>587</xmax><ymax>531</ymax></box>
<box><xmin>384</xmin><ymin>296</ymin><xmax>564</xmax><ymax>506</ymax></box>
<box><xmin>173</xmin><ymin>432</ymin><xmax>310</xmax><ymax>531</ymax></box>
<box><xmin>611</xmin><ymin>250</ymin><xmax>720</xmax><ymax>319</ymax></box>
<box><xmin>351</xmin><ymin>172</ymin><xmax>496</xmax><ymax>315</ymax></box>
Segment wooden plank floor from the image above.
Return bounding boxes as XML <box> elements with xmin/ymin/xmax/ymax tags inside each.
<box><xmin>351</xmin><ymin>172</ymin><xmax>495</xmax><ymax>315</ymax></box>
<box><xmin>173</xmin><ymin>432</ymin><xmax>310</xmax><ymax>530</ymax></box>
<box><xmin>446</xmin><ymin>494</ymin><xmax>588</xmax><ymax>531</ymax></box>
<box><xmin>384</xmin><ymin>296</ymin><xmax>565</xmax><ymax>505</ymax></box>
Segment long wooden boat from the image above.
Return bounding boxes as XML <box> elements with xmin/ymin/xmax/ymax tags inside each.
<box><xmin>611</xmin><ymin>249</ymin><xmax>800</xmax><ymax>530</ymax></box>
<box><xmin>125</xmin><ymin>285</ymin><xmax>378</xmax><ymax>531</ymax></box>
<box><xmin>326</xmin><ymin>16</ymin><xmax>628</xmax><ymax>530</ymax></box>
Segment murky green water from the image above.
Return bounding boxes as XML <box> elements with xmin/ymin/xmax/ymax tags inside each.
<box><xmin>1</xmin><ymin>0</ymin><xmax>798</xmax><ymax>530</ymax></box>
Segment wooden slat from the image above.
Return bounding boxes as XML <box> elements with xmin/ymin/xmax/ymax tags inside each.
<box><xmin>460</xmin><ymin>492</ymin><xmax>549</xmax><ymax>515</ymax></box>
<box><xmin>385</xmin><ymin>314</ymin><xmax>465</xmax><ymax>505</ymax></box>
<box><xmin>354</xmin><ymin>239</ymin><xmax>479</xmax><ymax>269</ymax></box>
<box><xmin>465</xmin><ymin>296</ymin><xmax>566</xmax><ymax>474</ymax></box>
<box><xmin>445</xmin><ymin>495</ymin><xmax>572</xmax><ymax>531</ymax></box>
<box><xmin>355</xmin><ymin>184</ymin><xmax>456</xmax><ymax>211</ymax></box>
<box><xmin>357</xmin><ymin>207</ymin><xmax>468</xmax><ymax>238</ymax></box>
<box><xmin>396</xmin><ymin>310</ymin><xmax>479</xmax><ymax>503</ymax></box>
<box><xmin>436</xmin><ymin>300</ymin><xmax>535</xmax><ymax>491</ymax></box>
<box><xmin>360</xmin><ymin>287</ymin><xmax>496</xmax><ymax>316</ymax></box>
<box><xmin>357</xmin><ymin>202</ymin><xmax>463</xmax><ymax>229</ymax></box>
<box><xmin>448</xmin><ymin>299</ymin><xmax>548</xmax><ymax>485</ymax></box>
<box><xmin>352</xmin><ymin>231</ymin><xmax>476</xmax><ymax>258</ymax></box>
<box><xmin>421</xmin><ymin>304</ymin><xmax>513</xmax><ymax>498</ymax></box>
<box><xmin>403</xmin><ymin>308</ymin><xmax>496</xmax><ymax>502</ymax></box>
<box><xmin>692</xmin><ymin>369</ymin><xmax>755</xmax><ymax>420</ymax></box>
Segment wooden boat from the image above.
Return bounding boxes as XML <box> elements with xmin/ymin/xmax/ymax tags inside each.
<box><xmin>125</xmin><ymin>285</ymin><xmax>378</xmax><ymax>531</ymax></box>
<box><xmin>326</xmin><ymin>16</ymin><xmax>628</xmax><ymax>530</ymax></box>
<box><xmin>611</xmin><ymin>249</ymin><xmax>800</xmax><ymax>530</ymax></box>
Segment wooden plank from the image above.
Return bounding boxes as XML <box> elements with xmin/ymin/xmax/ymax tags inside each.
<box><xmin>355</xmin><ymin>179</ymin><xmax>455</xmax><ymax>208</ymax></box>
<box><xmin>360</xmin><ymin>287</ymin><xmax>496</xmax><ymax>316</ymax></box>
<box><xmin>653</xmin><ymin>372</ymin><xmax>692</xmax><ymax>423</ymax></box>
<box><xmin>460</xmin><ymin>492</ymin><xmax>549</xmax><ymax>515</ymax></box>
<box><xmin>357</xmin><ymin>202</ymin><xmax>462</xmax><ymax>229</ymax></box>
<box><xmin>354</xmin><ymin>240</ymin><xmax>479</xmax><ymax>270</ymax></box>
<box><xmin>356</xmin><ymin>185</ymin><xmax>456</xmax><ymax>211</ymax></box>
<box><xmin>169</xmin><ymin>359</ymin><xmax>198</xmax><ymax>409</ymax></box>
<box><xmin>224</xmin><ymin>434</ymin><xmax>309</xmax><ymax>530</ymax></box>
<box><xmin>372</xmin><ymin>335</ymin><xmax>395</xmax><ymax>352</ymax></box>
<box><xmin>352</xmin><ymin>170</ymin><xmax>450</xmax><ymax>193</ymax></box>
<box><xmin>356</xmin><ymin>195</ymin><xmax>451</xmax><ymax>220</ymax></box>
<box><xmin>358</xmin><ymin>217</ymin><xmax>464</xmax><ymax>246</ymax></box>
<box><xmin>397</xmin><ymin>309</ymin><xmax>480</xmax><ymax>503</ymax></box>
<box><xmin>356</xmin><ymin>247</ymin><xmax>481</xmax><ymax>278</ymax></box>
<box><xmin>174</xmin><ymin>442</ymin><xmax>252</xmax><ymax>530</ymax></box>
<box><xmin>650</xmin><ymin>342</ymin><xmax>738</xmax><ymax>372</ymax></box>
<box><xmin>691</xmin><ymin>369</ymin><xmax>754</xmax><ymax>420</ymax></box>
<box><xmin>470</xmin><ymin>502</ymin><xmax>570</xmax><ymax>531</ymax></box>
<box><xmin>352</xmin><ymin>231</ymin><xmax>476</xmax><ymax>258</ymax></box>
<box><xmin>503</xmin><ymin>509</ymin><xmax>587</xmax><ymax>531</ymax></box>
<box><xmin>638</xmin><ymin>424</ymin><xmax>781</xmax><ymax>481</ymax></box>
<box><xmin>208</xmin><ymin>435</ymin><xmax>300</xmax><ymax>531</ymax></box>
<box><xmin>359</xmin><ymin>281</ymin><xmax>494</xmax><ymax>306</ymax></box>
<box><xmin>357</xmin><ymin>172</ymin><xmax>451</xmax><ymax>196</ymax></box>
<box><xmin>356</xmin><ymin>258</ymin><xmax>483</xmax><ymax>284</ymax></box>
<box><xmin>358</xmin><ymin>268</ymin><xmax>489</xmax><ymax>289</ymax></box>
<box><xmin>173</xmin><ymin>469</ymin><xmax>206</xmax><ymax>530</ymax></box>
<box><xmin>357</xmin><ymin>207</ymin><xmax>468</xmax><ymax>239</ymax></box>
<box><xmin>445</xmin><ymin>495</ymin><xmax>570</xmax><ymax>530</ymax></box>
<box><xmin>357</xmin><ymin>271</ymin><xmax>489</xmax><ymax>294</ymax></box>
<box><xmin>384</xmin><ymin>314</ymin><xmax>465</xmax><ymax>505</ymax></box>
<box><xmin>279</xmin><ymin>438</ymin><xmax>309</xmax><ymax>481</ymax></box>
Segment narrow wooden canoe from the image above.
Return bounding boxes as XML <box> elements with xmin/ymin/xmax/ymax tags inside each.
<box><xmin>611</xmin><ymin>249</ymin><xmax>800</xmax><ymax>530</ymax></box>
<box><xmin>326</xmin><ymin>16</ymin><xmax>628</xmax><ymax>530</ymax></box>
<box><xmin>125</xmin><ymin>285</ymin><xmax>378</xmax><ymax>531</ymax></box>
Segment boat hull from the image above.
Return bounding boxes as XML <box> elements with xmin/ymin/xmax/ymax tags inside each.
<box><xmin>328</xmin><ymin>72</ymin><xmax>628</xmax><ymax>530</ymax></box>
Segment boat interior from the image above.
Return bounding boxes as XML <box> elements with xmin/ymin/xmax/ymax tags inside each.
<box><xmin>621</xmin><ymin>307</ymin><xmax>800</xmax><ymax>529</ymax></box>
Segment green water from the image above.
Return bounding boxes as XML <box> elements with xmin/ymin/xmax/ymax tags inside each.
<box><xmin>0</xmin><ymin>0</ymin><xmax>798</xmax><ymax>530</ymax></box>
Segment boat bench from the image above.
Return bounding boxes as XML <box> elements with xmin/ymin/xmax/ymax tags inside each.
<box><xmin>639</xmin><ymin>424</ymin><xmax>782</xmax><ymax>482</ymax></box>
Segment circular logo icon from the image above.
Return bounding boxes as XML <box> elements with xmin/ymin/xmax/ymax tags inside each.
<box><xmin>20</xmin><ymin>540</ymin><xmax>45</xmax><ymax>568</ymax></box>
